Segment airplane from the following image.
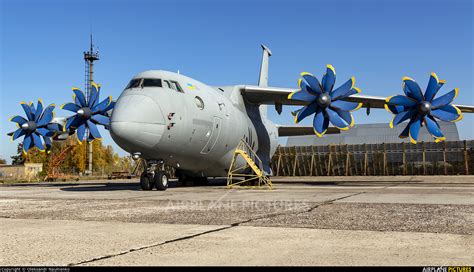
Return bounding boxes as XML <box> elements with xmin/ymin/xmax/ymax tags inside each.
<box><xmin>8</xmin><ymin>45</ymin><xmax>474</xmax><ymax>191</ymax></box>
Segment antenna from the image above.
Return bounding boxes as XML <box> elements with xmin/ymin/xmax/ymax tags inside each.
<box><xmin>83</xmin><ymin>34</ymin><xmax>100</xmax><ymax>176</ymax></box>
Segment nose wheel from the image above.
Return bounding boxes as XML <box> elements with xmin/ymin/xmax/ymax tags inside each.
<box><xmin>154</xmin><ymin>171</ymin><xmax>169</xmax><ymax>191</ymax></box>
<box><xmin>140</xmin><ymin>172</ymin><xmax>153</xmax><ymax>190</ymax></box>
<box><xmin>140</xmin><ymin>160</ymin><xmax>169</xmax><ymax>191</ymax></box>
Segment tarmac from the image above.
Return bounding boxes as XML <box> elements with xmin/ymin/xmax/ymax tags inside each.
<box><xmin>0</xmin><ymin>176</ymin><xmax>472</xmax><ymax>266</ymax></box>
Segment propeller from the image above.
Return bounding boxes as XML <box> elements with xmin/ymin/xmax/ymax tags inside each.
<box><xmin>7</xmin><ymin>100</ymin><xmax>61</xmax><ymax>154</ymax></box>
<box><xmin>385</xmin><ymin>73</ymin><xmax>462</xmax><ymax>144</ymax></box>
<box><xmin>287</xmin><ymin>65</ymin><xmax>362</xmax><ymax>137</ymax></box>
<box><xmin>60</xmin><ymin>82</ymin><xmax>115</xmax><ymax>143</ymax></box>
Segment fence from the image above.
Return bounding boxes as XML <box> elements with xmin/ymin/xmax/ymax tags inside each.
<box><xmin>271</xmin><ymin>140</ymin><xmax>473</xmax><ymax>176</ymax></box>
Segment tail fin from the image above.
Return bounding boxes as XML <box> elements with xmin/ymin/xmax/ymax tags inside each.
<box><xmin>258</xmin><ymin>44</ymin><xmax>272</xmax><ymax>87</ymax></box>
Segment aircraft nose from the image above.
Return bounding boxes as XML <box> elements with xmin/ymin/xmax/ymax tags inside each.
<box><xmin>110</xmin><ymin>94</ymin><xmax>165</xmax><ymax>152</ymax></box>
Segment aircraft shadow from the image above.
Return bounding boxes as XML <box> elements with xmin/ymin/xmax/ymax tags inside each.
<box><xmin>59</xmin><ymin>179</ymin><xmax>228</xmax><ymax>192</ymax></box>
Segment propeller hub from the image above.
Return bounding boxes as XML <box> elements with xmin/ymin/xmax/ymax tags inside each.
<box><xmin>317</xmin><ymin>93</ymin><xmax>331</xmax><ymax>108</ymax></box>
<box><xmin>77</xmin><ymin>107</ymin><xmax>93</xmax><ymax>119</ymax></box>
<box><xmin>21</xmin><ymin>121</ymin><xmax>37</xmax><ymax>133</ymax></box>
<box><xmin>419</xmin><ymin>101</ymin><xmax>432</xmax><ymax>114</ymax></box>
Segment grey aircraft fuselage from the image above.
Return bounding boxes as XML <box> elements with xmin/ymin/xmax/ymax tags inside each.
<box><xmin>110</xmin><ymin>70</ymin><xmax>278</xmax><ymax>177</ymax></box>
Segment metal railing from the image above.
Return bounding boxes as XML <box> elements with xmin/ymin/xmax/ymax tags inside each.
<box><xmin>271</xmin><ymin>140</ymin><xmax>473</xmax><ymax>176</ymax></box>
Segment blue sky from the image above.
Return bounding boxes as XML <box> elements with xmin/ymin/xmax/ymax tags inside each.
<box><xmin>1</xmin><ymin>0</ymin><xmax>473</xmax><ymax>162</ymax></box>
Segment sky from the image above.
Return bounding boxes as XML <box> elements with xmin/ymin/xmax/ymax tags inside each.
<box><xmin>1</xmin><ymin>0</ymin><xmax>473</xmax><ymax>163</ymax></box>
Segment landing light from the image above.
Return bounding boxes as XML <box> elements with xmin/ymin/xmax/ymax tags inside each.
<box><xmin>132</xmin><ymin>152</ymin><xmax>141</xmax><ymax>161</ymax></box>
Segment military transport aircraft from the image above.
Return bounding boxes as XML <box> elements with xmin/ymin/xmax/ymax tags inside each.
<box><xmin>8</xmin><ymin>45</ymin><xmax>474</xmax><ymax>190</ymax></box>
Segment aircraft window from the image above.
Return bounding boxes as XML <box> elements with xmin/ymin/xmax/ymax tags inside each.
<box><xmin>170</xmin><ymin>81</ymin><xmax>184</xmax><ymax>92</ymax></box>
<box><xmin>143</xmin><ymin>78</ymin><xmax>162</xmax><ymax>88</ymax></box>
<box><xmin>164</xmin><ymin>80</ymin><xmax>172</xmax><ymax>89</ymax></box>
<box><xmin>194</xmin><ymin>96</ymin><xmax>204</xmax><ymax>110</ymax></box>
<box><xmin>126</xmin><ymin>79</ymin><xmax>142</xmax><ymax>89</ymax></box>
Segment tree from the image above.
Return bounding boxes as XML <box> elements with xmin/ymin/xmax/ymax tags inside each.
<box><xmin>11</xmin><ymin>143</ymin><xmax>26</xmax><ymax>165</ymax></box>
<box><xmin>0</xmin><ymin>157</ymin><xmax>6</xmax><ymax>164</ymax></box>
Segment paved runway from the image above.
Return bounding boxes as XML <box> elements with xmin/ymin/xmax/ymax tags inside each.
<box><xmin>0</xmin><ymin>176</ymin><xmax>473</xmax><ymax>266</ymax></box>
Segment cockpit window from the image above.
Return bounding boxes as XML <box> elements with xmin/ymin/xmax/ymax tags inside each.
<box><xmin>126</xmin><ymin>79</ymin><xmax>141</xmax><ymax>89</ymax></box>
<box><xmin>143</xmin><ymin>78</ymin><xmax>162</xmax><ymax>88</ymax></box>
<box><xmin>171</xmin><ymin>81</ymin><xmax>183</xmax><ymax>92</ymax></box>
<box><xmin>163</xmin><ymin>80</ymin><xmax>183</xmax><ymax>93</ymax></box>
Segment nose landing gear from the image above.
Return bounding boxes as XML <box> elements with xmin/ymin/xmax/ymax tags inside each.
<box><xmin>140</xmin><ymin>160</ymin><xmax>169</xmax><ymax>191</ymax></box>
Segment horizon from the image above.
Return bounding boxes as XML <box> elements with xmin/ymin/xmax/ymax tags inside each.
<box><xmin>1</xmin><ymin>0</ymin><xmax>473</xmax><ymax>163</ymax></box>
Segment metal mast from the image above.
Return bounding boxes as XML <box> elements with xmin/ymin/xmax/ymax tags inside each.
<box><xmin>83</xmin><ymin>35</ymin><xmax>99</xmax><ymax>175</ymax></box>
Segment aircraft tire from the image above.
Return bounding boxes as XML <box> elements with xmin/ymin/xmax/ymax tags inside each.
<box><xmin>154</xmin><ymin>171</ymin><xmax>169</xmax><ymax>191</ymax></box>
<box><xmin>140</xmin><ymin>173</ymin><xmax>153</xmax><ymax>190</ymax></box>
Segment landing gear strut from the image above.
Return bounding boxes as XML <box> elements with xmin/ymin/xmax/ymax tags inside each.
<box><xmin>140</xmin><ymin>160</ymin><xmax>169</xmax><ymax>191</ymax></box>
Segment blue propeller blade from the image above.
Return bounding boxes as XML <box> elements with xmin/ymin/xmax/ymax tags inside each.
<box><xmin>35</xmin><ymin>99</ymin><xmax>44</xmax><ymax>122</ymax></box>
<box><xmin>43</xmin><ymin>136</ymin><xmax>52</xmax><ymax>150</ymax></box>
<box><xmin>72</xmin><ymin>88</ymin><xmax>87</xmax><ymax>107</ymax></box>
<box><xmin>10</xmin><ymin>115</ymin><xmax>28</xmax><ymax>125</ymax></box>
<box><xmin>61</xmin><ymin>102</ymin><xmax>81</xmax><ymax>113</ymax></box>
<box><xmin>301</xmin><ymin>73</ymin><xmax>323</xmax><ymax>94</ymax></box>
<box><xmin>326</xmin><ymin>107</ymin><xmax>350</xmax><ymax>129</ymax></box>
<box><xmin>330</xmin><ymin>77</ymin><xmax>354</xmax><ymax>100</ymax></box>
<box><xmin>32</xmin><ymin>133</ymin><xmax>44</xmax><ymax>151</ymax></box>
<box><xmin>29</xmin><ymin>102</ymin><xmax>36</xmax><ymax>121</ymax></box>
<box><xmin>408</xmin><ymin>116</ymin><xmax>422</xmax><ymax>143</ymax></box>
<box><xmin>333</xmin><ymin>108</ymin><xmax>353</xmax><ymax>127</ymax></box>
<box><xmin>76</xmin><ymin>123</ymin><xmax>86</xmax><ymax>142</ymax></box>
<box><xmin>312</xmin><ymin>109</ymin><xmax>328</xmax><ymax>137</ymax></box>
<box><xmin>91</xmin><ymin>114</ymin><xmax>110</xmax><ymax>126</ymax></box>
<box><xmin>66</xmin><ymin>115</ymin><xmax>84</xmax><ymax>130</ymax></box>
<box><xmin>294</xmin><ymin>103</ymin><xmax>318</xmax><ymax>123</ymax></box>
<box><xmin>386</xmin><ymin>105</ymin><xmax>405</xmax><ymax>114</ymax></box>
<box><xmin>321</xmin><ymin>65</ymin><xmax>336</xmax><ymax>93</ymax></box>
<box><xmin>21</xmin><ymin>102</ymin><xmax>34</xmax><ymax>121</ymax></box>
<box><xmin>330</xmin><ymin>100</ymin><xmax>361</xmax><ymax>112</ymax></box>
<box><xmin>23</xmin><ymin>135</ymin><xmax>34</xmax><ymax>153</ymax></box>
<box><xmin>387</xmin><ymin>95</ymin><xmax>418</xmax><ymax>107</ymax></box>
<box><xmin>430</xmin><ymin>105</ymin><xmax>462</xmax><ymax>122</ymax></box>
<box><xmin>288</xmin><ymin>84</ymin><xmax>317</xmax><ymax>102</ymax></box>
<box><xmin>399</xmin><ymin>121</ymin><xmax>411</xmax><ymax>139</ymax></box>
<box><xmin>87</xmin><ymin>120</ymin><xmax>102</xmax><ymax>140</ymax></box>
<box><xmin>390</xmin><ymin>109</ymin><xmax>417</xmax><ymax>128</ymax></box>
<box><xmin>403</xmin><ymin>78</ymin><xmax>424</xmax><ymax>102</ymax></box>
<box><xmin>424</xmin><ymin>73</ymin><xmax>440</xmax><ymax>102</ymax></box>
<box><xmin>89</xmin><ymin>83</ymin><xmax>100</xmax><ymax>107</ymax></box>
<box><xmin>431</xmin><ymin>88</ymin><xmax>458</xmax><ymax>109</ymax></box>
<box><xmin>92</xmin><ymin>96</ymin><xmax>112</xmax><ymax>113</ymax></box>
<box><xmin>36</xmin><ymin>127</ymin><xmax>55</xmax><ymax>137</ymax></box>
<box><xmin>424</xmin><ymin>115</ymin><xmax>444</xmax><ymax>138</ymax></box>
<box><xmin>103</xmin><ymin>101</ymin><xmax>116</xmax><ymax>113</ymax></box>
<box><xmin>37</xmin><ymin>105</ymin><xmax>55</xmax><ymax>126</ymax></box>
<box><xmin>12</xmin><ymin>128</ymin><xmax>26</xmax><ymax>141</ymax></box>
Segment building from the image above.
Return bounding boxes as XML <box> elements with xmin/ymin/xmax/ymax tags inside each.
<box><xmin>0</xmin><ymin>163</ymin><xmax>43</xmax><ymax>181</ymax></box>
<box><xmin>286</xmin><ymin>121</ymin><xmax>459</xmax><ymax>146</ymax></box>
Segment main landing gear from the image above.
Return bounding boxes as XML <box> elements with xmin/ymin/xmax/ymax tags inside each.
<box><xmin>140</xmin><ymin>160</ymin><xmax>169</xmax><ymax>191</ymax></box>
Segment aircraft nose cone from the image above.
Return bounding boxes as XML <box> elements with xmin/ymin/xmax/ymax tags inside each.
<box><xmin>110</xmin><ymin>94</ymin><xmax>165</xmax><ymax>152</ymax></box>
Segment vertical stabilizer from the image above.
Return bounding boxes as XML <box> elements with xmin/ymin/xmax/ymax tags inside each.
<box><xmin>258</xmin><ymin>44</ymin><xmax>272</xmax><ymax>87</ymax></box>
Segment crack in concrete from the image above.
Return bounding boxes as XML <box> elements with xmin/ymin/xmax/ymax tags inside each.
<box><xmin>70</xmin><ymin>190</ymin><xmax>368</xmax><ymax>266</ymax></box>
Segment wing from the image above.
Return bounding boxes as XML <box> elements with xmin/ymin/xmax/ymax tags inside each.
<box><xmin>278</xmin><ymin>125</ymin><xmax>340</xmax><ymax>137</ymax></box>
<box><xmin>241</xmin><ymin>85</ymin><xmax>474</xmax><ymax>113</ymax></box>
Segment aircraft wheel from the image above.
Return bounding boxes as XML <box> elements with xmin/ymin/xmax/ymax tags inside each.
<box><xmin>154</xmin><ymin>171</ymin><xmax>169</xmax><ymax>191</ymax></box>
<box><xmin>140</xmin><ymin>173</ymin><xmax>153</xmax><ymax>190</ymax></box>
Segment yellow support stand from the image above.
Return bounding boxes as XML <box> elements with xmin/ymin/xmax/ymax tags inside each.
<box><xmin>227</xmin><ymin>140</ymin><xmax>273</xmax><ymax>189</ymax></box>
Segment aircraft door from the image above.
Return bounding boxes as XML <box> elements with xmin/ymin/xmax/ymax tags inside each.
<box><xmin>200</xmin><ymin>117</ymin><xmax>222</xmax><ymax>154</ymax></box>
